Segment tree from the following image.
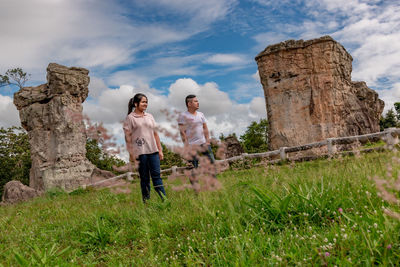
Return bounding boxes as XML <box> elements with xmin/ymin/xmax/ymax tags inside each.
<box><xmin>219</xmin><ymin>132</ymin><xmax>237</xmax><ymax>141</ymax></box>
<box><xmin>86</xmin><ymin>138</ymin><xmax>125</xmax><ymax>173</ymax></box>
<box><xmin>380</xmin><ymin>109</ymin><xmax>398</xmax><ymax>131</ymax></box>
<box><xmin>160</xmin><ymin>143</ymin><xmax>185</xmax><ymax>169</ymax></box>
<box><xmin>0</xmin><ymin>127</ymin><xmax>31</xmax><ymax>199</ymax></box>
<box><xmin>0</xmin><ymin>68</ymin><xmax>30</xmax><ymax>89</ymax></box>
<box><xmin>240</xmin><ymin>119</ymin><xmax>269</xmax><ymax>153</ymax></box>
<box><xmin>394</xmin><ymin>102</ymin><xmax>400</xmax><ymax>121</ymax></box>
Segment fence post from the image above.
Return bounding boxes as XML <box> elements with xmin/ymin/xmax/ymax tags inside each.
<box><xmin>384</xmin><ymin>128</ymin><xmax>399</xmax><ymax>150</ymax></box>
<box><xmin>172</xmin><ymin>166</ymin><xmax>177</xmax><ymax>175</ymax></box>
<box><xmin>126</xmin><ymin>172</ymin><xmax>133</xmax><ymax>181</ymax></box>
<box><xmin>280</xmin><ymin>147</ymin><xmax>287</xmax><ymax>161</ymax></box>
<box><xmin>327</xmin><ymin>138</ymin><xmax>336</xmax><ymax>156</ymax></box>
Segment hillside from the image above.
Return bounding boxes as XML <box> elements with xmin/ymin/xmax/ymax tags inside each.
<box><xmin>1</xmin><ymin>151</ymin><xmax>399</xmax><ymax>265</ymax></box>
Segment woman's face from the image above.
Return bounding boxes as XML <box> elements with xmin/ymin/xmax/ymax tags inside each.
<box><xmin>136</xmin><ymin>97</ymin><xmax>148</xmax><ymax>112</ymax></box>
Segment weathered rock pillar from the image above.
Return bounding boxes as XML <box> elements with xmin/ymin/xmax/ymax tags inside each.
<box><xmin>255</xmin><ymin>36</ymin><xmax>384</xmax><ymax>150</ymax></box>
<box><xmin>14</xmin><ymin>63</ymin><xmax>94</xmax><ymax>192</ymax></box>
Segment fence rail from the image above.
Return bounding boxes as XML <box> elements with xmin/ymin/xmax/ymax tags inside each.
<box><xmin>87</xmin><ymin>128</ymin><xmax>400</xmax><ymax>186</ymax></box>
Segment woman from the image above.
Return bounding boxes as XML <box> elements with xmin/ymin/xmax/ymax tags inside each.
<box><xmin>123</xmin><ymin>93</ymin><xmax>166</xmax><ymax>202</ymax></box>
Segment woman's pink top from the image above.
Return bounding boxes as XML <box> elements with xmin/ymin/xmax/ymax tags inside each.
<box><xmin>123</xmin><ymin>112</ymin><xmax>159</xmax><ymax>156</ymax></box>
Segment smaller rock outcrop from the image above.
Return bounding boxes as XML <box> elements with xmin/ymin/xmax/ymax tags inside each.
<box><xmin>224</xmin><ymin>136</ymin><xmax>245</xmax><ymax>158</ymax></box>
<box><xmin>2</xmin><ymin>181</ymin><xmax>41</xmax><ymax>204</ymax></box>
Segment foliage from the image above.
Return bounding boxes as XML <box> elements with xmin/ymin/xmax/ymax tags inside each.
<box><xmin>86</xmin><ymin>138</ymin><xmax>125</xmax><ymax>173</ymax></box>
<box><xmin>0</xmin><ymin>152</ymin><xmax>399</xmax><ymax>265</ymax></box>
<box><xmin>0</xmin><ymin>127</ymin><xmax>31</xmax><ymax>199</ymax></box>
<box><xmin>14</xmin><ymin>244</ymin><xmax>70</xmax><ymax>266</ymax></box>
<box><xmin>0</xmin><ymin>68</ymin><xmax>30</xmax><ymax>89</ymax></box>
<box><xmin>380</xmin><ymin>102</ymin><xmax>400</xmax><ymax>130</ymax></box>
<box><xmin>394</xmin><ymin>102</ymin><xmax>400</xmax><ymax>121</ymax></box>
<box><xmin>160</xmin><ymin>143</ymin><xmax>185</xmax><ymax>169</ymax></box>
<box><xmin>81</xmin><ymin>217</ymin><xmax>123</xmax><ymax>250</ymax></box>
<box><xmin>219</xmin><ymin>132</ymin><xmax>237</xmax><ymax>141</ymax></box>
<box><xmin>240</xmin><ymin>119</ymin><xmax>269</xmax><ymax>153</ymax></box>
<box><xmin>380</xmin><ymin>109</ymin><xmax>398</xmax><ymax>130</ymax></box>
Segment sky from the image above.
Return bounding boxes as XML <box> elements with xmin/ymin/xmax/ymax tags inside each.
<box><xmin>1</xmin><ymin>0</ymin><xmax>399</xmax><ymax>155</ymax></box>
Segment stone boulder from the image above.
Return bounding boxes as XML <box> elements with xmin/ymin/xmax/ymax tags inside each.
<box><xmin>224</xmin><ymin>136</ymin><xmax>245</xmax><ymax>158</ymax></box>
<box><xmin>255</xmin><ymin>36</ymin><xmax>384</xmax><ymax>150</ymax></box>
<box><xmin>13</xmin><ymin>63</ymin><xmax>95</xmax><ymax>192</ymax></box>
<box><xmin>2</xmin><ymin>180</ymin><xmax>41</xmax><ymax>204</ymax></box>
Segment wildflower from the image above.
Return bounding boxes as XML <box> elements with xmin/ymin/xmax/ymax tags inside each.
<box><xmin>324</xmin><ymin>238</ymin><xmax>328</xmax><ymax>243</ymax></box>
<box><xmin>374</xmin><ymin>223</ymin><xmax>378</xmax><ymax>228</ymax></box>
<box><xmin>338</xmin><ymin>207</ymin><xmax>343</xmax><ymax>213</ymax></box>
<box><xmin>387</xmin><ymin>244</ymin><xmax>392</xmax><ymax>249</ymax></box>
<box><xmin>325</xmin><ymin>252</ymin><xmax>330</xmax><ymax>257</ymax></box>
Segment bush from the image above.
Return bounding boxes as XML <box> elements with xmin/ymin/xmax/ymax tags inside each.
<box><xmin>86</xmin><ymin>138</ymin><xmax>125</xmax><ymax>173</ymax></box>
<box><xmin>0</xmin><ymin>127</ymin><xmax>31</xmax><ymax>199</ymax></box>
<box><xmin>160</xmin><ymin>143</ymin><xmax>185</xmax><ymax>169</ymax></box>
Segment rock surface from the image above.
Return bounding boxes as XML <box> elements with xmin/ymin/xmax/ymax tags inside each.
<box><xmin>14</xmin><ymin>63</ymin><xmax>94</xmax><ymax>192</ymax></box>
<box><xmin>255</xmin><ymin>36</ymin><xmax>384</xmax><ymax>150</ymax></box>
<box><xmin>2</xmin><ymin>180</ymin><xmax>41</xmax><ymax>204</ymax></box>
<box><xmin>224</xmin><ymin>136</ymin><xmax>245</xmax><ymax>158</ymax></box>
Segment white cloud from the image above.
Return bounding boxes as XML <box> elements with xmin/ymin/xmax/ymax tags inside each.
<box><xmin>107</xmin><ymin>55</ymin><xmax>204</xmax><ymax>86</ymax></box>
<box><xmin>205</xmin><ymin>54</ymin><xmax>247</xmax><ymax>65</ymax></box>
<box><xmin>164</xmin><ymin>78</ymin><xmax>265</xmax><ymax>139</ymax></box>
<box><xmin>83</xmin><ymin>77</ymin><xmax>266</xmax><ymax>153</ymax></box>
<box><xmin>0</xmin><ymin>94</ymin><xmax>20</xmax><ymax>128</ymax></box>
<box><xmin>137</xmin><ymin>0</ymin><xmax>237</xmax><ymax>31</ymax></box>
<box><xmin>252</xmin><ymin>0</ymin><xmax>400</xmax><ymax>103</ymax></box>
<box><xmin>378</xmin><ymin>83</ymin><xmax>400</xmax><ymax>113</ymax></box>
<box><xmin>0</xmin><ymin>0</ymin><xmax>197</xmax><ymax>80</ymax></box>
<box><xmin>253</xmin><ymin>32</ymin><xmax>291</xmax><ymax>52</ymax></box>
<box><xmin>88</xmin><ymin>77</ymin><xmax>109</xmax><ymax>98</ymax></box>
<box><xmin>252</xmin><ymin>71</ymin><xmax>260</xmax><ymax>82</ymax></box>
<box><xmin>249</xmin><ymin>97</ymin><xmax>266</xmax><ymax>116</ymax></box>
<box><xmin>167</xmin><ymin>78</ymin><xmax>233</xmax><ymax>116</ymax></box>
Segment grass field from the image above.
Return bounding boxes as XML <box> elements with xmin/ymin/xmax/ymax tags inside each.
<box><xmin>1</xmin><ymin>151</ymin><xmax>400</xmax><ymax>266</ymax></box>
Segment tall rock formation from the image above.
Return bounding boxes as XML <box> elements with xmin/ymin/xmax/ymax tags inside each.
<box><xmin>255</xmin><ymin>36</ymin><xmax>384</xmax><ymax>150</ymax></box>
<box><xmin>14</xmin><ymin>63</ymin><xmax>94</xmax><ymax>192</ymax></box>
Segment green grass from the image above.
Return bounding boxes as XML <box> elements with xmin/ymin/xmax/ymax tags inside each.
<box><xmin>1</xmin><ymin>151</ymin><xmax>400</xmax><ymax>266</ymax></box>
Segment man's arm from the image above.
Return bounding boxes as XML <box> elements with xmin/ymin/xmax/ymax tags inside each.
<box><xmin>179</xmin><ymin>124</ymin><xmax>188</xmax><ymax>145</ymax></box>
<box><xmin>203</xmin><ymin>123</ymin><xmax>210</xmax><ymax>145</ymax></box>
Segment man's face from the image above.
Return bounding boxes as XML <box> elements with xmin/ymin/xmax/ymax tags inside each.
<box><xmin>189</xmin><ymin>97</ymin><xmax>199</xmax><ymax>110</ymax></box>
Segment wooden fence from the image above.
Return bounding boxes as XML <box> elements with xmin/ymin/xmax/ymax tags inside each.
<box><xmin>89</xmin><ymin>128</ymin><xmax>400</xmax><ymax>187</ymax></box>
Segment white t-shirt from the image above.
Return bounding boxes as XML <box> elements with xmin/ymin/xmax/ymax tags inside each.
<box><xmin>178</xmin><ymin>111</ymin><xmax>206</xmax><ymax>145</ymax></box>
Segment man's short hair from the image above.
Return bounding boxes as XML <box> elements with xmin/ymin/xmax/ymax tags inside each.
<box><xmin>185</xmin><ymin>94</ymin><xmax>196</xmax><ymax>107</ymax></box>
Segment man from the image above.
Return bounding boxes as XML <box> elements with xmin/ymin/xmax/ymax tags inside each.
<box><xmin>178</xmin><ymin>95</ymin><xmax>216</xmax><ymax>182</ymax></box>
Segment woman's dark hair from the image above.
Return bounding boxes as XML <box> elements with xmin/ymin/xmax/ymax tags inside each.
<box><xmin>185</xmin><ymin>94</ymin><xmax>196</xmax><ymax>107</ymax></box>
<box><xmin>128</xmin><ymin>93</ymin><xmax>147</xmax><ymax>115</ymax></box>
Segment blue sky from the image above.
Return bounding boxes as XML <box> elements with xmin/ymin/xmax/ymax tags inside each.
<box><xmin>1</xmin><ymin>0</ymin><xmax>399</xmax><ymax>152</ymax></box>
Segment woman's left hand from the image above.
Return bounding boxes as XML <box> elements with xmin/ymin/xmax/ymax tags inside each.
<box><xmin>159</xmin><ymin>151</ymin><xmax>164</xmax><ymax>161</ymax></box>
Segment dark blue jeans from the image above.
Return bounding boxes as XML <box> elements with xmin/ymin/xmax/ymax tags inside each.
<box><xmin>138</xmin><ymin>152</ymin><xmax>166</xmax><ymax>202</ymax></box>
<box><xmin>189</xmin><ymin>144</ymin><xmax>216</xmax><ymax>184</ymax></box>
<box><xmin>190</xmin><ymin>144</ymin><xmax>215</xmax><ymax>168</ymax></box>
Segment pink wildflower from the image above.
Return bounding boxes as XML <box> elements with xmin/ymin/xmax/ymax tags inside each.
<box><xmin>338</xmin><ymin>208</ymin><xmax>343</xmax><ymax>213</ymax></box>
<box><xmin>387</xmin><ymin>244</ymin><xmax>392</xmax><ymax>249</ymax></box>
<box><xmin>325</xmin><ymin>252</ymin><xmax>330</xmax><ymax>257</ymax></box>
